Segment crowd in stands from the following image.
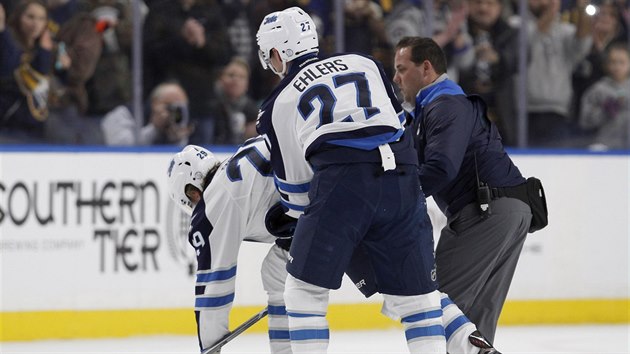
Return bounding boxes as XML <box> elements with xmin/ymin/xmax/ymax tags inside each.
<box><xmin>0</xmin><ymin>0</ymin><xmax>628</xmax><ymax>149</ymax></box>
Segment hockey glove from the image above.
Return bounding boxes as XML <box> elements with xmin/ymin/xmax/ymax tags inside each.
<box><xmin>265</xmin><ymin>202</ymin><xmax>297</xmax><ymax>238</ymax></box>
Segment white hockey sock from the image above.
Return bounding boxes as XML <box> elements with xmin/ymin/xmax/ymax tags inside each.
<box><xmin>284</xmin><ymin>274</ymin><xmax>330</xmax><ymax>354</ymax></box>
<box><xmin>268</xmin><ymin>302</ymin><xmax>292</xmax><ymax>354</ymax></box>
<box><xmin>262</xmin><ymin>246</ymin><xmax>292</xmax><ymax>353</ymax></box>
<box><xmin>441</xmin><ymin>293</ymin><xmax>477</xmax><ymax>354</ymax></box>
<box><xmin>382</xmin><ymin>290</ymin><xmax>447</xmax><ymax>354</ymax></box>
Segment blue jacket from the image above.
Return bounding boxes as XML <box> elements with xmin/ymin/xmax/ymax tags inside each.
<box><xmin>407</xmin><ymin>77</ymin><xmax>525</xmax><ymax>216</ymax></box>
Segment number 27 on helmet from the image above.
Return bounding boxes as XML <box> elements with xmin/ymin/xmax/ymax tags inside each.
<box><xmin>256</xmin><ymin>6</ymin><xmax>319</xmax><ymax>77</ymax></box>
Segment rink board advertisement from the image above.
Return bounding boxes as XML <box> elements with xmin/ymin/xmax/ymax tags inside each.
<box><xmin>0</xmin><ymin>151</ymin><xmax>199</xmax><ymax>312</ymax></box>
<box><xmin>0</xmin><ymin>148</ymin><xmax>628</xmax><ymax>340</ymax></box>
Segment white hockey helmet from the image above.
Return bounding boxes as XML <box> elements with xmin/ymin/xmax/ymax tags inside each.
<box><xmin>256</xmin><ymin>6</ymin><xmax>319</xmax><ymax>77</ymax></box>
<box><xmin>167</xmin><ymin>145</ymin><xmax>221</xmax><ymax>215</ymax></box>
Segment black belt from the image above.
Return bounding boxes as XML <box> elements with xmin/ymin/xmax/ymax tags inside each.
<box><xmin>490</xmin><ymin>183</ymin><xmax>528</xmax><ymax>204</ymax></box>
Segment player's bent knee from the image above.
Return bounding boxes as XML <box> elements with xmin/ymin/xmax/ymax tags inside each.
<box><xmin>381</xmin><ymin>290</ymin><xmax>442</xmax><ymax>321</ymax></box>
<box><xmin>284</xmin><ymin>274</ymin><xmax>330</xmax><ymax>314</ymax></box>
<box><xmin>262</xmin><ymin>246</ymin><xmax>289</xmax><ymax>301</ymax></box>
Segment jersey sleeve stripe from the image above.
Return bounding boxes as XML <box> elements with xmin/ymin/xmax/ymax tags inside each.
<box><xmin>196</xmin><ymin>265</ymin><xmax>237</xmax><ymax>283</ymax></box>
<box><xmin>280</xmin><ymin>199</ymin><xmax>305</xmax><ymax>212</ymax></box>
<box><xmin>274</xmin><ymin>176</ymin><xmax>311</xmax><ymax>193</ymax></box>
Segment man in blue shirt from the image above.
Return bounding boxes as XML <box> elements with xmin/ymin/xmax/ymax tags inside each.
<box><xmin>393</xmin><ymin>36</ymin><xmax>532</xmax><ymax>344</ymax></box>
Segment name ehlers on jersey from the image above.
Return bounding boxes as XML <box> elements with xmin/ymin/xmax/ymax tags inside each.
<box><xmin>292</xmin><ymin>58</ymin><xmax>349</xmax><ymax>93</ymax></box>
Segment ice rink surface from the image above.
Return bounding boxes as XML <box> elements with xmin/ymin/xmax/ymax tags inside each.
<box><xmin>2</xmin><ymin>324</ymin><xmax>628</xmax><ymax>354</ymax></box>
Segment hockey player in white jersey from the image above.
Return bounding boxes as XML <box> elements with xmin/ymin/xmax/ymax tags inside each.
<box><xmin>167</xmin><ymin>139</ymin><xmax>295</xmax><ymax>353</ymax></box>
<box><xmin>167</xmin><ymin>140</ymin><xmax>498</xmax><ymax>354</ymax></box>
<box><xmin>256</xmin><ymin>6</ymin><xmax>500</xmax><ymax>354</ymax></box>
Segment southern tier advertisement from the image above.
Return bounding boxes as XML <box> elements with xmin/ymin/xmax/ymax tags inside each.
<box><xmin>0</xmin><ymin>151</ymin><xmax>230</xmax><ymax>312</ymax></box>
<box><xmin>1</xmin><ymin>150</ymin><xmax>628</xmax><ymax>314</ymax></box>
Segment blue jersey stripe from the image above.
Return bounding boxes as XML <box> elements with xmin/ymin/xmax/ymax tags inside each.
<box><xmin>280</xmin><ymin>199</ymin><xmax>305</xmax><ymax>212</ymax></box>
<box><xmin>195</xmin><ymin>293</ymin><xmax>235</xmax><ymax>308</ymax></box>
<box><xmin>327</xmin><ymin>130</ymin><xmax>403</xmax><ymax>150</ymax></box>
<box><xmin>289</xmin><ymin>328</ymin><xmax>330</xmax><ymax>341</ymax></box>
<box><xmin>441</xmin><ymin>296</ymin><xmax>454</xmax><ymax>308</ymax></box>
<box><xmin>196</xmin><ymin>265</ymin><xmax>237</xmax><ymax>283</ymax></box>
<box><xmin>274</xmin><ymin>176</ymin><xmax>310</xmax><ymax>193</ymax></box>
<box><xmin>401</xmin><ymin>309</ymin><xmax>443</xmax><ymax>323</ymax></box>
<box><xmin>269</xmin><ymin>329</ymin><xmax>291</xmax><ymax>340</ymax></box>
<box><xmin>444</xmin><ymin>315</ymin><xmax>470</xmax><ymax>340</ymax></box>
<box><xmin>405</xmin><ymin>324</ymin><xmax>445</xmax><ymax>340</ymax></box>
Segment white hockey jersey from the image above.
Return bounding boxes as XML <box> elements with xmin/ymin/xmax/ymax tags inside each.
<box><xmin>257</xmin><ymin>53</ymin><xmax>406</xmax><ymax>218</ymax></box>
<box><xmin>188</xmin><ymin>137</ymin><xmax>279</xmax><ymax>350</ymax></box>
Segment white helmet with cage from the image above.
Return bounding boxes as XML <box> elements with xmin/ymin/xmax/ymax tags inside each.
<box><xmin>256</xmin><ymin>6</ymin><xmax>319</xmax><ymax>77</ymax></box>
<box><xmin>167</xmin><ymin>145</ymin><xmax>221</xmax><ymax>215</ymax></box>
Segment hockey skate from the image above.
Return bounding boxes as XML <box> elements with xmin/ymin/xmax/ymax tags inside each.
<box><xmin>468</xmin><ymin>330</ymin><xmax>502</xmax><ymax>354</ymax></box>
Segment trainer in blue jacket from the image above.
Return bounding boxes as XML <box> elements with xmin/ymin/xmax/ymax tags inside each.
<box><xmin>394</xmin><ymin>36</ymin><xmax>532</xmax><ymax>344</ymax></box>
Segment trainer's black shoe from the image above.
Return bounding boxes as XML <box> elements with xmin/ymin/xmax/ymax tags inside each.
<box><xmin>468</xmin><ymin>330</ymin><xmax>502</xmax><ymax>354</ymax></box>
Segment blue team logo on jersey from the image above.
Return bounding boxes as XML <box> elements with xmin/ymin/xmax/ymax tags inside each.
<box><xmin>263</xmin><ymin>15</ymin><xmax>278</xmax><ymax>24</ymax></box>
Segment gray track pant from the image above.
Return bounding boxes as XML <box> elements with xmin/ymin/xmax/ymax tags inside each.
<box><xmin>436</xmin><ymin>197</ymin><xmax>531</xmax><ymax>343</ymax></box>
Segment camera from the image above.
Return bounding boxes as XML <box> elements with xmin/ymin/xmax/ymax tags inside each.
<box><xmin>167</xmin><ymin>103</ymin><xmax>188</xmax><ymax>126</ymax></box>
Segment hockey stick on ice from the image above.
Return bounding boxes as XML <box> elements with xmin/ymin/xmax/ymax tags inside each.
<box><xmin>201</xmin><ymin>307</ymin><xmax>268</xmax><ymax>354</ymax></box>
